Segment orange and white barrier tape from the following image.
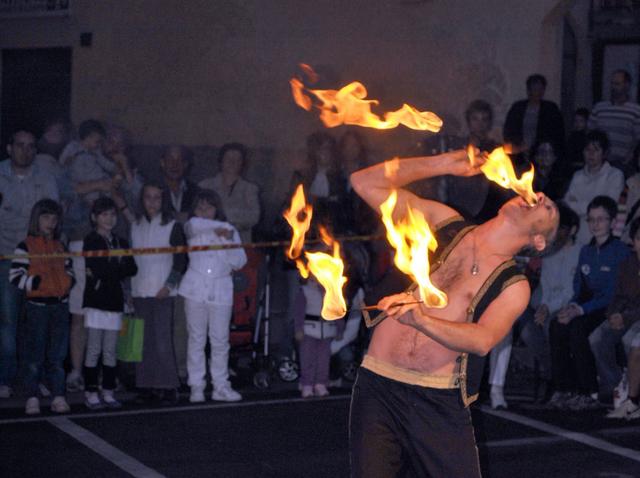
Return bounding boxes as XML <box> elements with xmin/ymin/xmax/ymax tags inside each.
<box><xmin>0</xmin><ymin>234</ymin><xmax>381</xmax><ymax>261</ymax></box>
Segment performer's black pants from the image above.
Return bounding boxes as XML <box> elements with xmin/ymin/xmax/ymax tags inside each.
<box><xmin>349</xmin><ymin>367</ymin><xmax>481</xmax><ymax>478</ymax></box>
<box><xmin>549</xmin><ymin>308</ymin><xmax>605</xmax><ymax>395</ymax></box>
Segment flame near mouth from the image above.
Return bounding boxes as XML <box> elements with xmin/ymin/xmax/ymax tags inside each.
<box><xmin>468</xmin><ymin>145</ymin><xmax>537</xmax><ymax>206</ymax></box>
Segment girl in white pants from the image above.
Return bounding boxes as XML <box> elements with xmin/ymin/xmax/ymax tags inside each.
<box><xmin>178</xmin><ymin>190</ymin><xmax>246</xmax><ymax>403</ymax></box>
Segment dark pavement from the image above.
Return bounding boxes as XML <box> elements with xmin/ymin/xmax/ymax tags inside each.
<box><xmin>2</xmin><ymin>387</ymin><xmax>640</xmax><ymax>478</ymax></box>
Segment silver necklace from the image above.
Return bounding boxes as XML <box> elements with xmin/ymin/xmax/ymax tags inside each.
<box><xmin>470</xmin><ymin>230</ymin><xmax>480</xmax><ymax>276</ymax></box>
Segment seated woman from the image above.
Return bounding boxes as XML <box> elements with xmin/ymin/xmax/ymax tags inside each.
<box><xmin>563</xmin><ymin>130</ymin><xmax>625</xmax><ymax>245</ymax></box>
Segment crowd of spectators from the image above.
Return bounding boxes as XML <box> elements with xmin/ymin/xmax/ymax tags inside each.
<box><xmin>0</xmin><ymin>118</ymin><xmax>375</xmax><ymax>414</ymax></box>
<box><xmin>1</xmin><ymin>68</ymin><xmax>640</xmax><ymax>420</ymax></box>
<box><xmin>477</xmin><ymin>70</ymin><xmax>640</xmax><ymax>419</ymax></box>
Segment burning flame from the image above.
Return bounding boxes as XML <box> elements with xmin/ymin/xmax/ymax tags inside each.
<box><xmin>283</xmin><ymin>184</ymin><xmax>313</xmax><ymax>260</ymax></box>
<box><xmin>379</xmin><ymin>190</ymin><xmax>448</xmax><ymax>308</ymax></box>
<box><xmin>283</xmin><ymin>186</ymin><xmax>348</xmax><ymax>320</ymax></box>
<box><xmin>290</xmin><ymin>65</ymin><xmax>443</xmax><ymax>132</ymax></box>
<box><xmin>298</xmin><ymin>227</ymin><xmax>348</xmax><ymax>320</ymax></box>
<box><xmin>468</xmin><ymin>145</ymin><xmax>537</xmax><ymax>206</ymax></box>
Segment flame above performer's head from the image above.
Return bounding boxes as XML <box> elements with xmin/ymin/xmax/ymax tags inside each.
<box><xmin>291</xmin><ymin>64</ymin><xmax>443</xmax><ymax>132</ymax></box>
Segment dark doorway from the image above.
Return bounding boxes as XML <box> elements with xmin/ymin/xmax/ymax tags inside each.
<box><xmin>1</xmin><ymin>47</ymin><xmax>71</xmax><ymax>147</ymax></box>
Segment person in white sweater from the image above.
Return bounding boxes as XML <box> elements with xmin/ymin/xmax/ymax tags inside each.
<box><xmin>131</xmin><ymin>182</ymin><xmax>186</xmax><ymax>404</ymax></box>
<box><xmin>178</xmin><ymin>190</ymin><xmax>247</xmax><ymax>403</ymax></box>
<box><xmin>564</xmin><ymin>130</ymin><xmax>624</xmax><ymax>245</ymax></box>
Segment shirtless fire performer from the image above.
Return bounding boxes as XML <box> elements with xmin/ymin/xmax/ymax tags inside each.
<box><xmin>349</xmin><ymin>149</ymin><xmax>559</xmax><ymax>477</ymax></box>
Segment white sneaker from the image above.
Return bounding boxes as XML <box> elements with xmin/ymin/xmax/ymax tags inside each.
<box><xmin>301</xmin><ymin>385</ymin><xmax>314</xmax><ymax>398</ymax></box>
<box><xmin>212</xmin><ymin>385</ymin><xmax>242</xmax><ymax>402</ymax></box>
<box><xmin>51</xmin><ymin>396</ymin><xmax>70</xmax><ymax>414</ymax></box>
<box><xmin>568</xmin><ymin>394</ymin><xmax>600</xmax><ymax>411</ymax></box>
<box><xmin>189</xmin><ymin>387</ymin><xmax>205</xmax><ymax>403</ymax></box>
<box><xmin>101</xmin><ymin>390</ymin><xmax>122</xmax><ymax>409</ymax></box>
<box><xmin>606</xmin><ymin>399</ymin><xmax>636</xmax><ymax>419</ymax></box>
<box><xmin>25</xmin><ymin>397</ymin><xmax>41</xmax><ymax>415</ymax></box>
<box><xmin>84</xmin><ymin>391</ymin><xmax>104</xmax><ymax>410</ymax></box>
<box><xmin>490</xmin><ymin>385</ymin><xmax>508</xmax><ymax>409</ymax></box>
<box><xmin>0</xmin><ymin>385</ymin><xmax>13</xmax><ymax>398</ymax></box>
<box><xmin>313</xmin><ymin>384</ymin><xmax>329</xmax><ymax>397</ymax></box>
<box><xmin>627</xmin><ymin>401</ymin><xmax>640</xmax><ymax>420</ymax></box>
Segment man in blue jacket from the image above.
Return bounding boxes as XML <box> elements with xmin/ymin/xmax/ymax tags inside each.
<box><xmin>549</xmin><ymin>195</ymin><xmax>630</xmax><ymax>410</ymax></box>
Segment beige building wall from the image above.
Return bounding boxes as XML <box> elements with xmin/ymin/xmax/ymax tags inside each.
<box><xmin>0</xmin><ymin>0</ymin><xmax>587</xmax><ymax>219</ymax></box>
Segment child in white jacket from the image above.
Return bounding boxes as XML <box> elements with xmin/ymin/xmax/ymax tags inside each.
<box><xmin>178</xmin><ymin>190</ymin><xmax>247</xmax><ymax>402</ymax></box>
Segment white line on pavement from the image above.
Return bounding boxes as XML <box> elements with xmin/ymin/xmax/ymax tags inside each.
<box><xmin>0</xmin><ymin>394</ymin><xmax>351</xmax><ymax>425</ymax></box>
<box><xmin>481</xmin><ymin>406</ymin><xmax>640</xmax><ymax>462</ymax></box>
<box><xmin>483</xmin><ymin>425</ymin><xmax>640</xmax><ymax>448</ymax></box>
<box><xmin>47</xmin><ymin>417</ymin><xmax>166</xmax><ymax>478</ymax></box>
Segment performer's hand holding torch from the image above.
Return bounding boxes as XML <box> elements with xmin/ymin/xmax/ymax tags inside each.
<box><xmin>377</xmin><ymin>292</ymin><xmax>424</xmax><ymax>326</ymax></box>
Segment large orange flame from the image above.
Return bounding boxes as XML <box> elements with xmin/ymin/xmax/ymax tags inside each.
<box><xmin>469</xmin><ymin>145</ymin><xmax>537</xmax><ymax>206</ymax></box>
<box><xmin>379</xmin><ymin>190</ymin><xmax>448</xmax><ymax>308</ymax></box>
<box><xmin>291</xmin><ymin>65</ymin><xmax>442</xmax><ymax>132</ymax></box>
<box><xmin>298</xmin><ymin>227</ymin><xmax>348</xmax><ymax>320</ymax></box>
<box><xmin>283</xmin><ymin>186</ymin><xmax>348</xmax><ymax>320</ymax></box>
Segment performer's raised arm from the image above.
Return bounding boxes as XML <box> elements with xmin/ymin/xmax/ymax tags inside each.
<box><xmin>349</xmin><ymin>149</ymin><xmax>484</xmax><ymax>225</ymax></box>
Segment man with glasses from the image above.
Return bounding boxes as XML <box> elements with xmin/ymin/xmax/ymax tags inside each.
<box><xmin>0</xmin><ymin>130</ymin><xmax>59</xmax><ymax>398</ymax></box>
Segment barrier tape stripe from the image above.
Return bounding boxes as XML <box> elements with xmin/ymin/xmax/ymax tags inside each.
<box><xmin>0</xmin><ymin>234</ymin><xmax>382</xmax><ymax>261</ymax></box>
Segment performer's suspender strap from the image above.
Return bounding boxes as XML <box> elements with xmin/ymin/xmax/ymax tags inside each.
<box><xmin>457</xmin><ymin>260</ymin><xmax>527</xmax><ymax>406</ymax></box>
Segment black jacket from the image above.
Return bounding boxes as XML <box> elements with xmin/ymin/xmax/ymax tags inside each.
<box><xmin>83</xmin><ymin>231</ymin><xmax>138</xmax><ymax>312</ymax></box>
<box><xmin>503</xmin><ymin>99</ymin><xmax>565</xmax><ymax>153</ymax></box>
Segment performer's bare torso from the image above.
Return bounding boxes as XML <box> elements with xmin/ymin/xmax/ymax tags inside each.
<box><xmin>368</xmin><ymin>227</ymin><xmax>509</xmax><ymax>376</ymax></box>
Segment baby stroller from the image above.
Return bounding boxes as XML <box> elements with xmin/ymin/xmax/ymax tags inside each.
<box><xmin>229</xmin><ymin>248</ymin><xmax>298</xmax><ymax>389</ymax></box>
<box><xmin>228</xmin><ymin>248</ymin><xmax>273</xmax><ymax>388</ymax></box>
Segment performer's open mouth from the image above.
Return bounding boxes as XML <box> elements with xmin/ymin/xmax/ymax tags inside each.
<box><xmin>518</xmin><ymin>197</ymin><xmax>529</xmax><ymax>209</ymax></box>
<box><xmin>518</xmin><ymin>197</ymin><xmax>538</xmax><ymax>210</ymax></box>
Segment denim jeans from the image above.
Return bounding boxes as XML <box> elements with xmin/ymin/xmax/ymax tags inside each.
<box><xmin>589</xmin><ymin>320</ymin><xmax>627</xmax><ymax>396</ymax></box>
<box><xmin>21</xmin><ymin>302</ymin><xmax>70</xmax><ymax>397</ymax></box>
<box><xmin>518</xmin><ymin>306</ymin><xmax>552</xmax><ymax>380</ymax></box>
<box><xmin>0</xmin><ymin>260</ymin><xmax>24</xmax><ymax>387</ymax></box>
<box><xmin>550</xmin><ymin>308</ymin><xmax>606</xmax><ymax>394</ymax></box>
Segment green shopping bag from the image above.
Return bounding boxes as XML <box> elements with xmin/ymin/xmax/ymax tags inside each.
<box><xmin>116</xmin><ymin>315</ymin><xmax>144</xmax><ymax>362</ymax></box>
